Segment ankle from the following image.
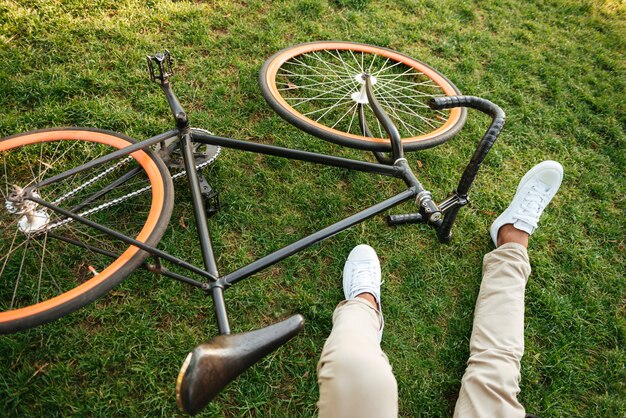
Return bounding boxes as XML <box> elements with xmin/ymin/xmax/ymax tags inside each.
<box><xmin>356</xmin><ymin>292</ymin><xmax>379</xmax><ymax>310</ymax></box>
<box><xmin>497</xmin><ymin>224</ymin><xmax>529</xmax><ymax>248</ymax></box>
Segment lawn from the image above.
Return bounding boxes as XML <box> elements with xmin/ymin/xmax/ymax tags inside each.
<box><xmin>0</xmin><ymin>0</ymin><xmax>624</xmax><ymax>416</ymax></box>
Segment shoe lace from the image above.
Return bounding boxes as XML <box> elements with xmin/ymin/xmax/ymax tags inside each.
<box><xmin>349</xmin><ymin>263</ymin><xmax>380</xmax><ymax>298</ymax></box>
<box><xmin>515</xmin><ymin>184</ymin><xmax>551</xmax><ymax>227</ymax></box>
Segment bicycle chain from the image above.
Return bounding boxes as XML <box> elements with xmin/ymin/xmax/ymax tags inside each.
<box><xmin>44</xmin><ymin>128</ymin><xmax>221</xmax><ymax>232</ymax></box>
<box><xmin>51</xmin><ymin>156</ymin><xmax>134</xmax><ymax>206</ymax></box>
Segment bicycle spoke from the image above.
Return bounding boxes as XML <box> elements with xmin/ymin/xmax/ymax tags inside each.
<box><xmin>368</xmin><ymin>54</ymin><xmax>384</xmax><ymax>74</ymax></box>
<box><xmin>348</xmin><ymin>49</ymin><xmax>363</xmax><ymax>74</ymax></box>
<box><xmin>288</xmin><ymin>55</ymin><xmax>352</xmax><ymax>77</ymax></box>
<box><xmin>0</xmin><ymin>134</ymin><xmax>164</xmax><ymax>313</ymax></box>
<box><xmin>276</xmin><ymin>70</ymin><xmax>347</xmax><ymax>90</ymax></box>
<box><xmin>24</xmin><ymin>140</ymin><xmax>78</xmax><ymax>189</ymax></box>
<box><xmin>287</xmin><ymin>94</ymin><xmax>356</xmax><ymax>102</ymax></box>
<box><xmin>21</xmin><ymin>147</ymin><xmax>38</xmax><ymax>185</ymax></box>
<box><xmin>328</xmin><ymin>50</ymin><xmax>361</xmax><ymax>77</ymax></box>
<box><xmin>347</xmin><ymin>105</ymin><xmax>358</xmax><ymax>135</ymax></box>
<box><xmin>275</xmin><ymin>48</ymin><xmax>450</xmax><ymax>137</ymax></box>
<box><xmin>378</xmin><ymin>101</ymin><xmax>422</xmax><ymax>137</ymax></box>
<box><xmin>330</xmin><ymin>102</ymin><xmax>359</xmax><ymax>129</ymax></box>
<box><xmin>0</xmin><ymin>233</ymin><xmax>31</xmax><ymax>269</ymax></box>
<box><xmin>0</xmin><ymin>227</ymin><xmax>21</xmax><ymax>281</ymax></box>
<box><xmin>35</xmin><ymin>233</ymin><xmax>48</xmax><ymax>303</ymax></box>
<box><xmin>377</xmin><ymin>80</ymin><xmax>441</xmax><ymax>99</ymax></box>
<box><xmin>279</xmin><ymin>64</ymin><xmax>352</xmax><ymax>81</ymax></box>
<box><xmin>377</xmin><ymin>98</ymin><xmax>436</xmax><ymax>130</ymax></box>
<box><xmin>376</xmin><ymin>87</ymin><xmax>449</xmax><ymax>118</ymax></box>
<box><xmin>376</xmin><ymin>93</ymin><xmax>439</xmax><ymax>129</ymax></box>
<box><xmin>310</xmin><ymin>50</ymin><xmax>358</xmax><ymax>77</ymax></box>
<box><xmin>10</xmin><ymin>237</ymin><xmax>30</xmax><ymax>309</ymax></box>
<box><xmin>303</xmin><ymin>98</ymin><xmax>353</xmax><ymax>118</ymax></box>
<box><xmin>30</xmin><ymin>235</ymin><xmax>64</xmax><ymax>292</ymax></box>
<box><xmin>277</xmin><ymin>77</ymin><xmax>355</xmax><ymax>91</ymax></box>
<box><xmin>292</xmin><ymin>55</ymin><xmax>347</xmax><ymax>80</ymax></box>
<box><xmin>290</xmin><ymin>82</ymin><xmax>356</xmax><ymax>108</ymax></box>
<box><xmin>279</xmin><ymin>80</ymin><xmax>357</xmax><ymax>94</ymax></box>
<box><xmin>373</xmin><ymin>59</ymin><xmax>404</xmax><ymax>77</ymax></box>
<box><xmin>375</xmin><ymin>83</ymin><xmax>436</xmax><ymax>111</ymax></box>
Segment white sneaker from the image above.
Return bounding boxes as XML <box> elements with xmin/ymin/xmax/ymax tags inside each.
<box><xmin>343</xmin><ymin>244</ymin><xmax>384</xmax><ymax>340</ymax></box>
<box><xmin>490</xmin><ymin>160</ymin><xmax>563</xmax><ymax>246</ymax></box>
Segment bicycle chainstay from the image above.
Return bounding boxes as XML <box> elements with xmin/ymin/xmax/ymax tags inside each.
<box><xmin>39</xmin><ymin>128</ymin><xmax>220</xmax><ymax>234</ymax></box>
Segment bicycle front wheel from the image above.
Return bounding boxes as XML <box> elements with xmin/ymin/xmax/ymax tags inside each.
<box><xmin>260</xmin><ymin>41</ymin><xmax>467</xmax><ymax>151</ymax></box>
<box><xmin>0</xmin><ymin>128</ymin><xmax>174</xmax><ymax>333</ymax></box>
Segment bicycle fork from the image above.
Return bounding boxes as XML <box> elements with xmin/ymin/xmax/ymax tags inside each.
<box><xmin>357</xmin><ymin>74</ymin><xmax>506</xmax><ymax>243</ymax></box>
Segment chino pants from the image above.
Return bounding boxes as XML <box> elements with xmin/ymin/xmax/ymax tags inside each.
<box><xmin>317</xmin><ymin>243</ymin><xmax>531</xmax><ymax>418</ymax></box>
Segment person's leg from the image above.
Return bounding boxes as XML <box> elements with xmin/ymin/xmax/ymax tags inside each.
<box><xmin>453</xmin><ymin>236</ymin><xmax>530</xmax><ymax>418</ymax></box>
<box><xmin>317</xmin><ymin>245</ymin><xmax>398</xmax><ymax>418</ymax></box>
<box><xmin>454</xmin><ymin>161</ymin><xmax>563</xmax><ymax>418</ymax></box>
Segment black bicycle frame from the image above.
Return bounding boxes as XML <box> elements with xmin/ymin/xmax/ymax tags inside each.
<box><xmin>28</xmin><ymin>129</ymin><xmax>427</xmax><ymax>336</ymax></box>
<box><xmin>12</xmin><ymin>51</ymin><xmax>513</xmax><ymax>416</ymax></box>
<box><xmin>26</xmin><ymin>69</ymin><xmax>504</xmax><ymax>340</ymax></box>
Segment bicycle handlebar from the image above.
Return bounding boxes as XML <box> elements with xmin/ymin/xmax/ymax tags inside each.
<box><xmin>430</xmin><ymin>96</ymin><xmax>505</xmax><ymax>195</ymax></box>
<box><xmin>389</xmin><ymin>95</ymin><xmax>505</xmax><ymax>242</ymax></box>
<box><xmin>430</xmin><ymin>95</ymin><xmax>505</xmax><ymax>120</ymax></box>
<box><xmin>435</xmin><ymin>96</ymin><xmax>505</xmax><ymax>242</ymax></box>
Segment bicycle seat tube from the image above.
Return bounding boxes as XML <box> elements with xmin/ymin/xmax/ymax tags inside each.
<box><xmin>148</xmin><ymin>52</ymin><xmax>229</xmax><ymax>333</ymax></box>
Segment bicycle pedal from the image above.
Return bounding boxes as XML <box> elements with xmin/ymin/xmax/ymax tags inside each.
<box><xmin>146</xmin><ymin>50</ymin><xmax>173</xmax><ymax>84</ymax></box>
<box><xmin>197</xmin><ymin>174</ymin><xmax>220</xmax><ymax>217</ymax></box>
<box><xmin>203</xmin><ymin>190</ymin><xmax>220</xmax><ymax>218</ymax></box>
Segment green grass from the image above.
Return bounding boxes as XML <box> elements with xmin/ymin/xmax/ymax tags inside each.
<box><xmin>0</xmin><ymin>0</ymin><xmax>624</xmax><ymax>416</ymax></box>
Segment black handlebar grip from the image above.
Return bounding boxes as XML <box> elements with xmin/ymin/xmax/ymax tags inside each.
<box><xmin>430</xmin><ymin>96</ymin><xmax>506</xmax><ymax>195</ymax></box>
<box><xmin>387</xmin><ymin>213</ymin><xmax>423</xmax><ymax>226</ymax></box>
<box><xmin>429</xmin><ymin>96</ymin><xmax>505</xmax><ymax>120</ymax></box>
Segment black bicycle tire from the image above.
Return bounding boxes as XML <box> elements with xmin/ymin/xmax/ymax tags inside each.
<box><xmin>0</xmin><ymin>127</ymin><xmax>174</xmax><ymax>333</ymax></box>
<box><xmin>260</xmin><ymin>41</ymin><xmax>467</xmax><ymax>152</ymax></box>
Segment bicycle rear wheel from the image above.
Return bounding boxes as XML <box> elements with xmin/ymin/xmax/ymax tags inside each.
<box><xmin>0</xmin><ymin>128</ymin><xmax>174</xmax><ymax>333</ymax></box>
<box><xmin>260</xmin><ymin>41</ymin><xmax>467</xmax><ymax>151</ymax></box>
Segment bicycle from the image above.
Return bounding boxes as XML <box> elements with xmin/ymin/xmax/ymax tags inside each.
<box><xmin>0</xmin><ymin>41</ymin><xmax>504</xmax><ymax>415</ymax></box>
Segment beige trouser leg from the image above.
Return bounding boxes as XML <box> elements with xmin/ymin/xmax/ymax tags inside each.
<box><xmin>317</xmin><ymin>298</ymin><xmax>398</xmax><ymax>418</ymax></box>
<box><xmin>454</xmin><ymin>242</ymin><xmax>531</xmax><ymax>418</ymax></box>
